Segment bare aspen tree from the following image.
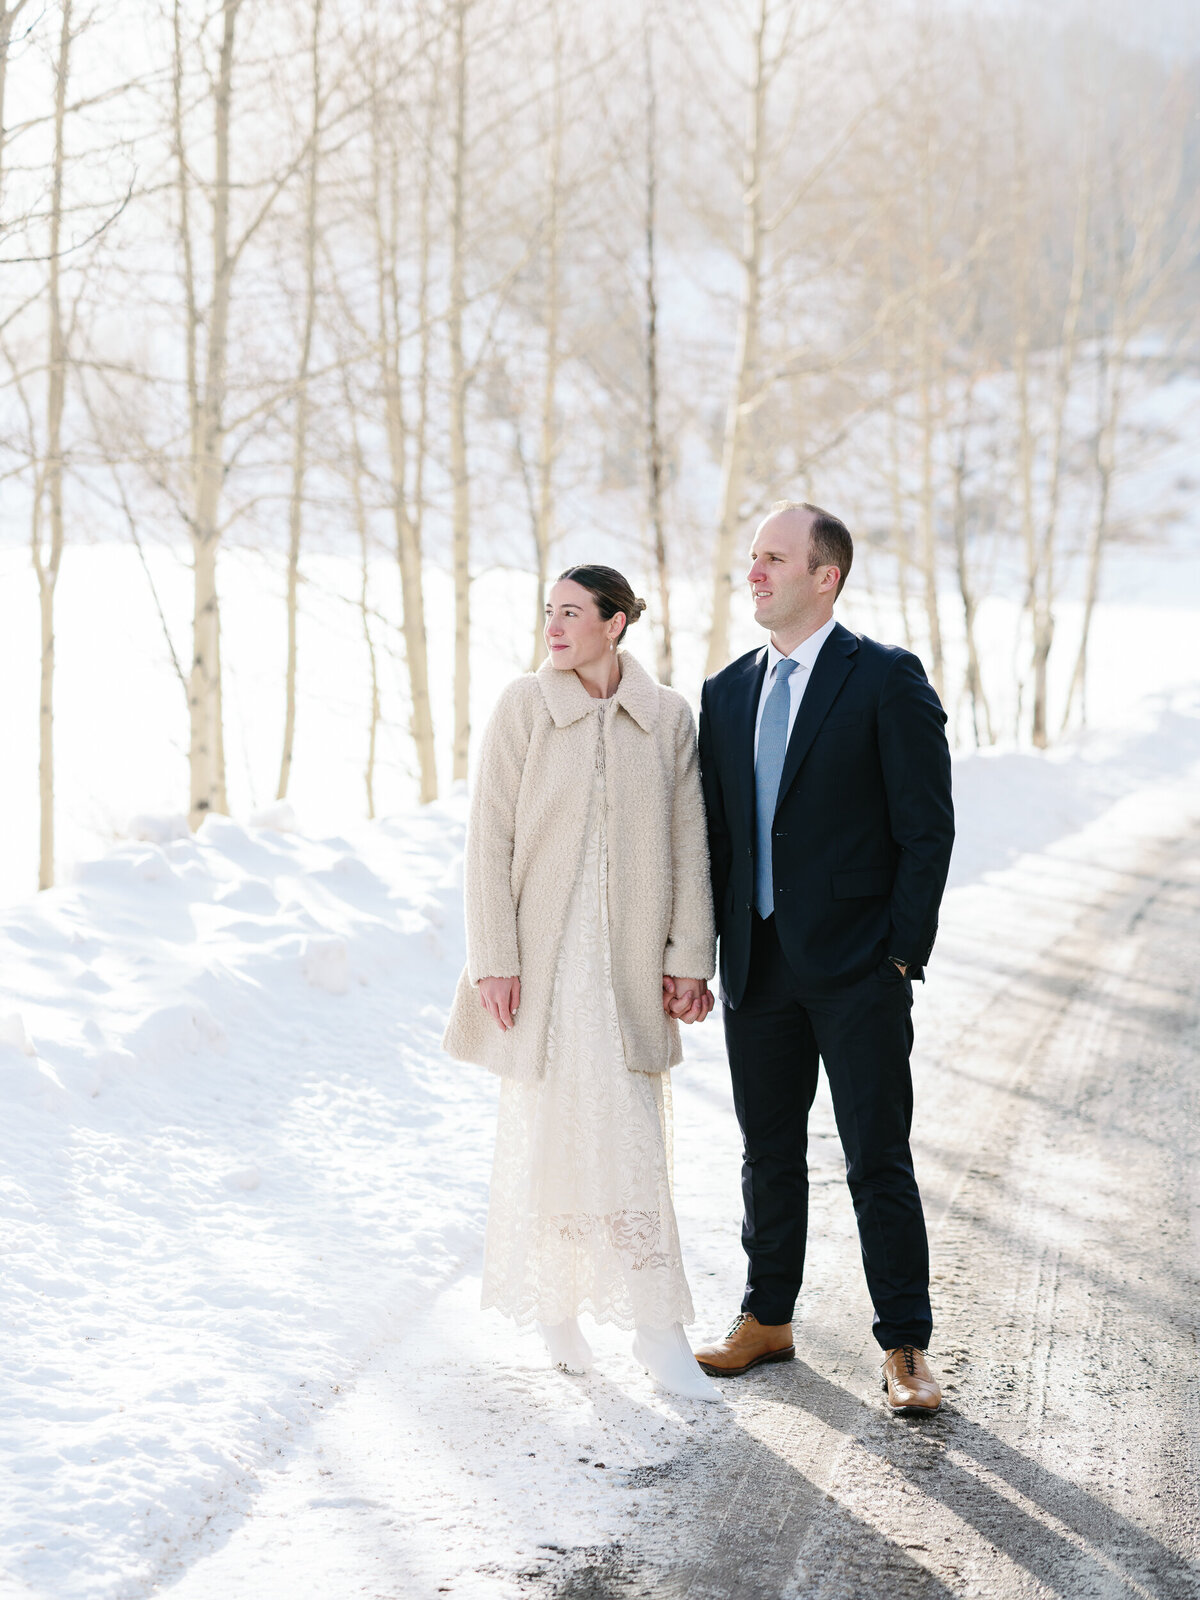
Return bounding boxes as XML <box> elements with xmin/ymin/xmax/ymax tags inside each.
<box><xmin>448</xmin><ymin>0</ymin><xmax>471</xmax><ymax>782</ymax></box>
<box><xmin>355</xmin><ymin>494</ymin><xmax>382</xmax><ymax>821</ymax></box>
<box><xmin>945</xmin><ymin>133</ymin><xmax>995</xmax><ymax>748</ymax></box>
<box><xmin>883</xmin><ymin>315</ymin><xmax>915</xmax><ymax>651</ymax></box>
<box><xmin>411</xmin><ymin>31</ymin><xmax>442</xmax><ymax>591</ymax></box>
<box><xmin>176</xmin><ymin>0</ymin><xmax>237</xmax><ymax>826</ymax></box>
<box><xmin>30</xmin><ymin>0</ymin><xmax>71</xmax><ymax>890</ymax></box>
<box><xmin>1062</xmin><ymin>93</ymin><xmax>1196</xmax><ymax>730</ymax></box>
<box><xmin>342</xmin><ymin>374</ymin><xmax>381</xmax><ymax>819</ymax></box>
<box><xmin>1063</xmin><ymin>302</ymin><xmax>1124</xmax><ymax>733</ymax></box>
<box><xmin>705</xmin><ymin>0</ymin><xmax>768</xmax><ymax>677</ymax></box>
<box><xmin>868</xmin><ymin>15</ymin><xmax>999</xmax><ymax>710</ymax></box>
<box><xmin>947</xmin><ymin>124</ymin><xmax>996</xmax><ymax>748</ymax></box>
<box><xmin>529</xmin><ymin>1</ymin><xmax>564</xmax><ymax>672</ymax></box>
<box><xmin>276</xmin><ymin>0</ymin><xmax>324</xmax><ymax>802</ymax></box>
<box><xmin>699</xmin><ymin>0</ymin><xmax>886</xmax><ymax>674</ymax></box>
<box><xmin>1029</xmin><ymin>155</ymin><xmax>1090</xmax><ymax>747</ymax></box>
<box><xmin>1062</xmin><ymin>271</ymin><xmax>1127</xmax><ymax>735</ymax></box>
<box><xmin>1009</xmin><ymin>116</ymin><xmax>1037</xmax><ymax>738</ymax></box>
<box><xmin>172</xmin><ymin>0</ymin><xmax>323</xmax><ymax>825</ymax></box>
<box><xmin>948</xmin><ymin>385</ymin><xmax>994</xmax><ymax>747</ymax></box>
<box><xmin>0</xmin><ymin>0</ymin><xmax>33</xmax><ymax>208</ymax></box>
<box><xmin>912</xmin><ymin>93</ymin><xmax>945</xmax><ymax>701</ymax></box>
<box><xmin>367</xmin><ymin>46</ymin><xmax>437</xmax><ymax>803</ymax></box>
<box><xmin>862</xmin><ymin>40</ymin><xmax>959</xmax><ymax>703</ymax></box>
<box><xmin>642</xmin><ymin>16</ymin><xmax>672</xmax><ymax>684</ymax></box>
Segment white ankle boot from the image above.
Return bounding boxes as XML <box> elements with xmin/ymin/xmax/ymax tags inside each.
<box><xmin>633</xmin><ymin>1323</ymin><xmax>723</xmax><ymax>1403</ymax></box>
<box><xmin>537</xmin><ymin>1317</ymin><xmax>594</xmax><ymax>1374</ymax></box>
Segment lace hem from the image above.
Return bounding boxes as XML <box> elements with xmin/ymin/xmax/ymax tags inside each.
<box><xmin>480</xmin><ymin>1289</ymin><xmax>695</xmax><ymax>1334</ymax></box>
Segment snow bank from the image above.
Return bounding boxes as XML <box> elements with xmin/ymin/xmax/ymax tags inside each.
<box><xmin>0</xmin><ymin>798</ymin><xmax>495</xmax><ymax>1600</ymax></box>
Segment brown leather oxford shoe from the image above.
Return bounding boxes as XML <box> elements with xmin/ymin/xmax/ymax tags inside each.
<box><xmin>881</xmin><ymin>1345</ymin><xmax>942</xmax><ymax>1414</ymax></box>
<box><xmin>694</xmin><ymin>1311</ymin><xmax>795</xmax><ymax>1376</ymax></box>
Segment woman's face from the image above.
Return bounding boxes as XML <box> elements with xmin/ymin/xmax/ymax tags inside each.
<box><xmin>544</xmin><ymin>579</ymin><xmax>624</xmax><ymax>672</ymax></box>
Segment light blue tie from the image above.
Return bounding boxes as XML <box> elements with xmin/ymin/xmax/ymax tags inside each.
<box><xmin>755</xmin><ymin>658</ymin><xmax>798</xmax><ymax>918</ymax></box>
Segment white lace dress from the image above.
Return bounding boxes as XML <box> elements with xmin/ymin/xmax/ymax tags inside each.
<box><xmin>481</xmin><ymin>699</ymin><xmax>695</xmax><ymax>1332</ymax></box>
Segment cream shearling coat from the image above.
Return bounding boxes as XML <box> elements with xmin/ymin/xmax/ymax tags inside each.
<box><xmin>441</xmin><ymin>649</ymin><xmax>715</xmax><ymax>1082</ymax></box>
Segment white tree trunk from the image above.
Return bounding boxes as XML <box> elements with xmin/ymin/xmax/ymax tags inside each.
<box><xmin>31</xmin><ymin>0</ymin><xmax>71</xmax><ymax>890</ymax></box>
<box><xmin>449</xmin><ymin>0</ymin><xmax>471</xmax><ymax>783</ymax></box>
<box><xmin>705</xmin><ymin>0</ymin><xmax>767</xmax><ymax>677</ymax></box>
<box><xmin>1030</xmin><ymin>169</ymin><xmax>1088</xmax><ymax>747</ymax></box>
<box><xmin>186</xmin><ymin>0</ymin><xmax>239</xmax><ymax>826</ymax></box>
<box><xmin>950</xmin><ymin>402</ymin><xmax>993</xmax><ymax>746</ymax></box>
<box><xmin>884</xmin><ymin>317</ymin><xmax>915</xmax><ymax>651</ymax></box>
<box><xmin>371</xmin><ymin>76</ymin><xmax>437</xmax><ymax>804</ymax></box>
<box><xmin>529</xmin><ymin>4</ymin><xmax>563</xmax><ymax>672</ymax></box>
<box><xmin>277</xmin><ymin>0</ymin><xmax>323</xmax><ymax>801</ymax></box>
<box><xmin>1062</xmin><ymin>341</ymin><xmax>1123</xmax><ymax>731</ymax></box>
<box><xmin>0</xmin><ymin>0</ymin><xmax>32</xmax><ymax>208</ymax></box>
<box><xmin>347</xmin><ymin>397</ymin><xmax>380</xmax><ymax>820</ymax></box>
<box><xmin>915</xmin><ymin>114</ymin><xmax>944</xmax><ymax>701</ymax></box>
<box><xmin>643</xmin><ymin>19</ymin><xmax>672</xmax><ymax>685</ymax></box>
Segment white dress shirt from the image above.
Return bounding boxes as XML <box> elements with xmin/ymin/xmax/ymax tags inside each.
<box><xmin>753</xmin><ymin>615</ymin><xmax>838</xmax><ymax>760</ymax></box>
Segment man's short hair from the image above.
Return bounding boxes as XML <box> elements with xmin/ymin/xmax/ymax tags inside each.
<box><xmin>769</xmin><ymin>499</ymin><xmax>853</xmax><ymax>598</ymax></box>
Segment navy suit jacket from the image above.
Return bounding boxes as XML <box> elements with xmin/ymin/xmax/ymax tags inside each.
<box><xmin>698</xmin><ymin>622</ymin><xmax>954</xmax><ymax>1008</ymax></box>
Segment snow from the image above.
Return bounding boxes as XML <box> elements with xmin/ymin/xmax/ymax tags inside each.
<box><xmin>0</xmin><ymin>800</ymin><xmax>495</xmax><ymax>1599</ymax></box>
<box><xmin>2</xmin><ymin>665</ymin><xmax>1199</xmax><ymax>1597</ymax></box>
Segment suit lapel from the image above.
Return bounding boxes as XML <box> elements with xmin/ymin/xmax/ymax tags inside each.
<box><xmin>732</xmin><ymin>648</ymin><xmax>769</xmax><ymax>839</ymax></box>
<box><xmin>775</xmin><ymin>623</ymin><xmax>858</xmax><ymax>812</ymax></box>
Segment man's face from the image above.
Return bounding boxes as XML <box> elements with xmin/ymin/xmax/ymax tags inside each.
<box><xmin>746</xmin><ymin>508</ymin><xmax>822</xmax><ymax>635</ymax></box>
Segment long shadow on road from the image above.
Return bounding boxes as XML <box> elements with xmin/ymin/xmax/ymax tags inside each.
<box><xmin>553</xmin><ymin>1352</ymin><xmax>1198</xmax><ymax>1600</ymax></box>
<box><xmin>769</xmin><ymin>1360</ymin><xmax>1196</xmax><ymax>1600</ymax></box>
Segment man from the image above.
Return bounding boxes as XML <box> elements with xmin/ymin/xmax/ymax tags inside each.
<box><xmin>693</xmin><ymin>501</ymin><xmax>954</xmax><ymax>1414</ymax></box>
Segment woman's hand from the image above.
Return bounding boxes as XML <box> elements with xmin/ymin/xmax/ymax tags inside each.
<box><xmin>662</xmin><ymin>976</ymin><xmax>713</xmax><ymax>1024</ymax></box>
<box><xmin>479</xmin><ymin>976</ymin><xmax>521</xmax><ymax>1032</ymax></box>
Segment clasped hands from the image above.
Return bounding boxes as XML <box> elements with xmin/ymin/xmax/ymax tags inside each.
<box><xmin>661</xmin><ymin>975</ymin><xmax>713</xmax><ymax>1024</ymax></box>
<box><xmin>476</xmin><ymin>973</ymin><xmax>713</xmax><ymax>1033</ymax></box>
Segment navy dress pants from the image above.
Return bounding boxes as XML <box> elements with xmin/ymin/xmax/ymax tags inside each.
<box><xmin>723</xmin><ymin>912</ymin><xmax>932</xmax><ymax>1350</ymax></box>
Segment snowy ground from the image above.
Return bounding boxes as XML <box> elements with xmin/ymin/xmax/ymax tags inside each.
<box><xmin>2</xmin><ymin>657</ymin><xmax>1199</xmax><ymax>1597</ymax></box>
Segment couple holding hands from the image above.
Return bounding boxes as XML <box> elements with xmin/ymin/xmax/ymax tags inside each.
<box><xmin>444</xmin><ymin>500</ymin><xmax>955</xmax><ymax>1412</ymax></box>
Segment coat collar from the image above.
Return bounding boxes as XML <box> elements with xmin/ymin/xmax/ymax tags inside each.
<box><xmin>535</xmin><ymin>648</ymin><xmax>660</xmax><ymax>732</ymax></box>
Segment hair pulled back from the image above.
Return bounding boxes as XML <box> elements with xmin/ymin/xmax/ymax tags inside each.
<box><xmin>556</xmin><ymin>564</ymin><xmax>647</xmax><ymax>643</ymax></box>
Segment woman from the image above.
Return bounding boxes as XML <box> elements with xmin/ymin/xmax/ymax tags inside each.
<box><xmin>443</xmin><ymin>565</ymin><xmax>721</xmax><ymax>1402</ymax></box>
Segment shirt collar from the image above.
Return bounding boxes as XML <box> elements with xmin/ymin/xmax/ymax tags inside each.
<box><xmin>766</xmin><ymin>615</ymin><xmax>838</xmax><ymax>679</ymax></box>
